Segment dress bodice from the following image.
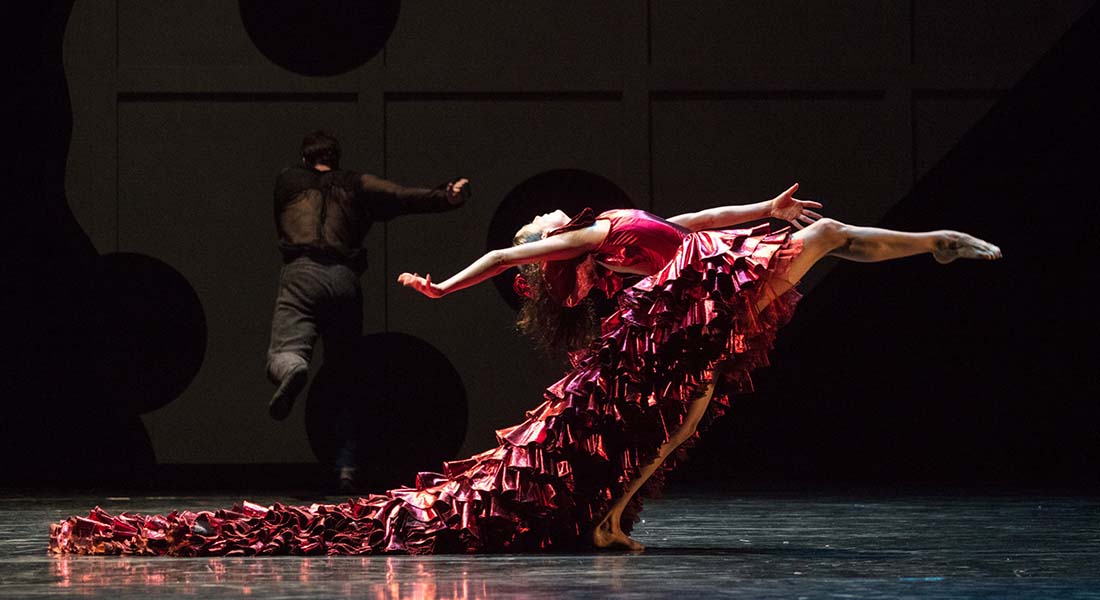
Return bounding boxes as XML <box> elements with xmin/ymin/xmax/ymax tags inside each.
<box><xmin>591</xmin><ymin>209</ymin><xmax>689</xmax><ymax>275</ymax></box>
<box><xmin>542</xmin><ymin>208</ymin><xmax>689</xmax><ymax>306</ymax></box>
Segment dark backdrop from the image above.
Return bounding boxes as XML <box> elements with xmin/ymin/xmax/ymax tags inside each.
<box><xmin>5</xmin><ymin>0</ymin><xmax>1097</xmax><ymax>489</ymax></box>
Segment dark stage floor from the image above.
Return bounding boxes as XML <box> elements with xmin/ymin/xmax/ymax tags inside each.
<box><xmin>1</xmin><ymin>487</ymin><xmax>1097</xmax><ymax>598</ymax></box>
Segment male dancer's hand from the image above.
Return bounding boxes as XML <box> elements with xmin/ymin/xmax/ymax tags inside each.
<box><xmin>447</xmin><ymin>178</ymin><xmax>471</xmax><ymax>204</ymax></box>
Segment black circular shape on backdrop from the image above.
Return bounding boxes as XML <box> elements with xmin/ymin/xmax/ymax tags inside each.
<box><xmin>305</xmin><ymin>332</ymin><xmax>468</xmax><ymax>488</ymax></box>
<box><xmin>2</xmin><ymin>412</ymin><xmax>156</xmax><ymax>484</ymax></box>
<box><xmin>239</xmin><ymin>0</ymin><xmax>400</xmax><ymax>76</ymax></box>
<box><xmin>85</xmin><ymin>415</ymin><xmax>158</xmax><ymax>481</ymax></box>
<box><xmin>486</xmin><ymin>169</ymin><xmax>635</xmax><ymax>310</ymax></box>
<box><xmin>95</xmin><ymin>252</ymin><xmax>207</xmax><ymax>415</ymax></box>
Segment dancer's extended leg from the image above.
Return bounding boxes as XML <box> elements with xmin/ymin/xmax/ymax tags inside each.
<box><xmin>590</xmin><ymin>376</ymin><xmax>719</xmax><ymax>551</ymax></box>
<box><xmin>758</xmin><ymin>218</ymin><xmax>1001</xmax><ymax>309</ymax></box>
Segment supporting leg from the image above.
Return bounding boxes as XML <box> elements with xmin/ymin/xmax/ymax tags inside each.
<box><xmin>317</xmin><ymin>270</ymin><xmax>365</xmax><ymax>491</ymax></box>
<box><xmin>590</xmin><ymin>377</ymin><xmax>719</xmax><ymax>551</ymax></box>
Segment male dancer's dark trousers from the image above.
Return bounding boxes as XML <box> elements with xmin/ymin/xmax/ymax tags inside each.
<box><xmin>267</xmin><ymin>257</ymin><xmax>362</xmax><ymax>379</ymax></box>
<box><xmin>266</xmin><ymin>257</ymin><xmax>362</xmax><ymax>468</ymax></box>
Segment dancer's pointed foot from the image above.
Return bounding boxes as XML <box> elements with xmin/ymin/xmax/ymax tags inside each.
<box><xmin>268</xmin><ymin>364</ymin><xmax>308</xmax><ymax>421</ymax></box>
<box><xmin>933</xmin><ymin>231</ymin><xmax>1002</xmax><ymax>264</ymax></box>
<box><xmin>590</xmin><ymin>517</ymin><xmax>646</xmax><ymax>552</ymax></box>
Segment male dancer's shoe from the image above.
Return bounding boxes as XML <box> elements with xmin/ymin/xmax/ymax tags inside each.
<box><xmin>268</xmin><ymin>364</ymin><xmax>308</xmax><ymax>421</ymax></box>
<box><xmin>338</xmin><ymin>465</ymin><xmax>359</xmax><ymax>494</ymax></box>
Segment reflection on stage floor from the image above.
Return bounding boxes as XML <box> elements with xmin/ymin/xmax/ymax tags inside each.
<box><xmin>1</xmin><ymin>488</ymin><xmax>1097</xmax><ymax>599</ymax></box>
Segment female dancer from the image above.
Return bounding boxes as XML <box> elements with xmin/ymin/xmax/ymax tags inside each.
<box><xmin>49</xmin><ymin>184</ymin><xmax>999</xmax><ymax>555</ymax></box>
<box><xmin>396</xmin><ymin>183</ymin><xmax>999</xmax><ymax>550</ymax></box>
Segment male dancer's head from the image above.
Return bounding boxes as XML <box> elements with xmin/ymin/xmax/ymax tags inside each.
<box><xmin>301</xmin><ymin>130</ymin><xmax>341</xmax><ymax>171</ymax></box>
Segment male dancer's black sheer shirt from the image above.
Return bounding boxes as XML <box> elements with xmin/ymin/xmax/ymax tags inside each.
<box><xmin>274</xmin><ymin>166</ymin><xmax>458</xmax><ymax>272</ymax></box>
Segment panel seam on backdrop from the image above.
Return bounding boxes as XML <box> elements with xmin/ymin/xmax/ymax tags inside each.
<box><xmin>646</xmin><ymin>0</ymin><xmax>653</xmax><ymax>211</ymax></box>
<box><xmin>909</xmin><ymin>97</ymin><xmax>917</xmax><ymax>182</ymax></box>
<box><xmin>647</xmin><ymin>92</ymin><xmax>653</xmax><ymax>212</ymax></box>
<box><xmin>384</xmin><ymin>92</ymin><xmax>622</xmax><ymax>102</ymax></box>
<box><xmin>650</xmin><ymin>90</ymin><xmax>886</xmax><ymax>101</ymax></box>
<box><xmin>909</xmin><ymin>0</ymin><xmax>916</xmax><ymax>66</ymax></box>
<box><xmin>646</xmin><ymin>0</ymin><xmax>652</xmax><ymax>66</ymax></box>
<box><xmin>115</xmin><ymin>99</ymin><xmax>119</xmax><ymax>253</ymax></box>
<box><xmin>382</xmin><ymin>97</ymin><xmax>389</xmax><ymax>332</ymax></box>
<box><xmin>116</xmin><ymin>93</ymin><xmax>358</xmax><ymax>103</ymax></box>
<box><xmin>115</xmin><ymin>0</ymin><xmax>120</xmax><ymax>252</ymax></box>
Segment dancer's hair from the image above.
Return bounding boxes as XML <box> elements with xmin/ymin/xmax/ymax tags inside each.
<box><xmin>513</xmin><ymin>224</ymin><xmax>598</xmax><ymax>354</ymax></box>
<box><xmin>301</xmin><ymin>130</ymin><xmax>341</xmax><ymax>169</ymax></box>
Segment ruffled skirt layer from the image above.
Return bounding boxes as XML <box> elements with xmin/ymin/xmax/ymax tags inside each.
<box><xmin>49</xmin><ymin>224</ymin><xmax>801</xmax><ymax>555</ymax></box>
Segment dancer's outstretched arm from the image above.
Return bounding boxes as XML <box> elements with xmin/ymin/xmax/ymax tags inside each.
<box><xmin>364</xmin><ymin>175</ymin><xmax>470</xmax><ymax>220</ymax></box>
<box><xmin>668</xmin><ymin>183</ymin><xmax>823</xmax><ymax>231</ymax></box>
<box><xmin>398</xmin><ymin>224</ymin><xmax>608</xmax><ymax>298</ymax></box>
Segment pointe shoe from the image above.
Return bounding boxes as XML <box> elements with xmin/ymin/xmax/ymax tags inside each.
<box><xmin>268</xmin><ymin>364</ymin><xmax>308</xmax><ymax>421</ymax></box>
<box><xmin>933</xmin><ymin>231</ymin><xmax>1003</xmax><ymax>264</ymax></box>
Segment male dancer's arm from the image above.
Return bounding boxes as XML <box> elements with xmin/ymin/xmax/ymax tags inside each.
<box><xmin>360</xmin><ymin>174</ymin><xmax>469</xmax><ymax>220</ymax></box>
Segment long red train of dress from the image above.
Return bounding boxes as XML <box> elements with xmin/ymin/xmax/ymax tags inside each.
<box><xmin>49</xmin><ymin>208</ymin><xmax>802</xmax><ymax>555</ymax></box>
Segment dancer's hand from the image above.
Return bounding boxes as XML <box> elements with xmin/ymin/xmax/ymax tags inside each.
<box><xmin>398</xmin><ymin>272</ymin><xmax>445</xmax><ymax>298</ymax></box>
<box><xmin>447</xmin><ymin>178</ymin><xmax>470</xmax><ymax>204</ymax></box>
<box><xmin>769</xmin><ymin>183</ymin><xmax>824</xmax><ymax>229</ymax></box>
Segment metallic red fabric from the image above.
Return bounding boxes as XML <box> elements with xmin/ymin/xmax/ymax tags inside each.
<box><xmin>592</xmin><ymin>209</ymin><xmax>689</xmax><ymax>273</ymax></box>
<box><xmin>542</xmin><ymin>208</ymin><xmax>689</xmax><ymax>306</ymax></box>
<box><xmin>50</xmin><ymin>213</ymin><xmax>802</xmax><ymax>556</ymax></box>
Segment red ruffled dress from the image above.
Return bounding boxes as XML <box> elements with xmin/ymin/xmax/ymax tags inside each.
<box><xmin>49</xmin><ymin>209</ymin><xmax>802</xmax><ymax>556</ymax></box>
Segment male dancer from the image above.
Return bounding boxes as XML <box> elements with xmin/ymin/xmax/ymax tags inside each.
<box><xmin>267</xmin><ymin>130</ymin><xmax>468</xmax><ymax>490</ymax></box>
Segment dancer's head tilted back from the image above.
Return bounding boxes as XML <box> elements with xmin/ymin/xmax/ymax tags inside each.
<box><xmin>513</xmin><ymin>210</ymin><xmax>597</xmax><ymax>354</ymax></box>
<box><xmin>514</xmin><ymin>210</ymin><xmax>571</xmax><ymax>244</ymax></box>
<box><xmin>301</xmin><ymin>130</ymin><xmax>341</xmax><ymax>170</ymax></box>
